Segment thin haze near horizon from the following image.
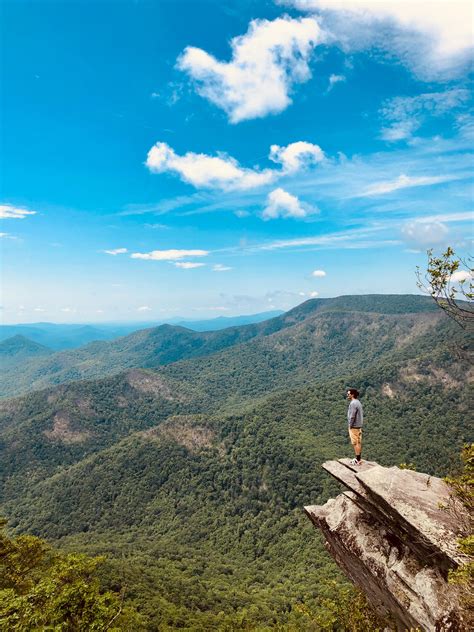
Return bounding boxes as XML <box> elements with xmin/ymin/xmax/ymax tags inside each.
<box><xmin>1</xmin><ymin>0</ymin><xmax>473</xmax><ymax>324</ymax></box>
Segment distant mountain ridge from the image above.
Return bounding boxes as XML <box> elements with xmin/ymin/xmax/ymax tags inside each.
<box><xmin>0</xmin><ymin>334</ymin><xmax>52</xmax><ymax>358</ymax></box>
<box><xmin>0</xmin><ymin>335</ymin><xmax>54</xmax><ymax>376</ymax></box>
<box><xmin>0</xmin><ymin>295</ymin><xmax>439</xmax><ymax>398</ymax></box>
<box><xmin>174</xmin><ymin>310</ymin><xmax>284</xmax><ymax>330</ymax></box>
<box><xmin>0</xmin><ymin>310</ymin><xmax>283</xmax><ymax>350</ymax></box>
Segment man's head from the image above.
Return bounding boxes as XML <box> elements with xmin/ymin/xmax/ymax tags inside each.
<box><xmin>346</xmin><ymin>388</ymin><xmax>359</xmax><ymax>400</ymax></box>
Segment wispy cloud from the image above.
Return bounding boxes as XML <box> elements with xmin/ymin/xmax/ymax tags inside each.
<box><xmin>380</xmin><ymin>89</ymin><xmax>470</xmax><ymax>141</ymax></box>
<box><xmin>178</xmin><ymin>16</ymin><xmax>324</xmax><ymax>122</ymax></box>
<box><xmin>252</xmin><ymin>226</ymin><xmax>401</xmax><ymax>252</ymax></box>
<box><xmin>145</xmin><ymin>223</ymin><xmax>169</xmax><ymax>230</ymax></box>
<box><xmin>401</xmin><ymin>220</ymin><xmax>449</xmax><ymax>246</ymax></box>
<box><xmin>213</xmin><ymin>264</ymin><xmax>232</xmax><ymax>272</ymax></box>
<box><xmin>137</xmin><ymin>305</ymin><xmax>152</xmax><ymax>311</ymax></box>
<box><xmin>103</xmin><ymin>247</ymin><xmax>128</xmax><ymax>255</ymax></box>
<box><xmin>359</xmin><ymin>174</ymin><xmax>459</xmax><ymax>197</ymax></box>
<box><xmin>414</xmin><ymin>211</ymin><xmax>473</xmax><ymax>224</ymax></box>
<box><xmin>120</xmin><ymin>194</ymin><xmax>206</xmax><ymax>216</ymax></box>
<box><xmin>174</xmin><ymin>261</ymin><xmax>206</xmax><ymax>269</ymax></box>
<box><xmin>326</xmin><ymin>73</ymin><xmax>345</xmax><ymax>92</ymax></box>
<box><xmin>0</xmin><ymin>204</ymin><xmax>37</xmax><ymax>219</ymax></box>
<box><xmin>131</xmin><ymin>249</ymin><xmax>209</xmax><ymax>261</ymax></box>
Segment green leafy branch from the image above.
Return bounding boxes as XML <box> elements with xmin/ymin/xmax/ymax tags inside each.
<box><xmin>416</xmin><ymin>247</ymin><xmax>473</xmax><ymax>330</ymax></box>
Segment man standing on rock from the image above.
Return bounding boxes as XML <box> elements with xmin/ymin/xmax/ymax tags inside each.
<box><xmin>347</xmin><ymin>388</ymin><xmax>363</xmax><ymax>465</ymax></box>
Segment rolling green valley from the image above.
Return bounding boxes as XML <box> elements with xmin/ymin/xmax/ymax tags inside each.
<box><xmin>1</xmin><ymin>296</ymin><xmax>472</xmax><ymax>629</ymax></box>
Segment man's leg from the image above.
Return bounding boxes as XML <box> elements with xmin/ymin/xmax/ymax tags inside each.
<box><xmin>349</xmin><ymin>428</ymin><xmax>362</xmax><ymax>463</ymax></box>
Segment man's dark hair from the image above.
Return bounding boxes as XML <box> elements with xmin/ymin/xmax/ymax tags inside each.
<box><xmin>348</xmin><ymin>388</ymin><xmax>359</xmax><ymax>398</ymax></box>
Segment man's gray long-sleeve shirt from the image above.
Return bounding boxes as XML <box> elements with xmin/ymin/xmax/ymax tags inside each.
<box><xmin>347</xmin><ymin>399</ymin><xmax>363</xmax><ymax>428</ymax></box>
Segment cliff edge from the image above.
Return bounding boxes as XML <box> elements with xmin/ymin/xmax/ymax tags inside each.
<box><xmin>304</xmin><ymin>460</ymin><xmax>469</xmax><ymax>631</ymax></box>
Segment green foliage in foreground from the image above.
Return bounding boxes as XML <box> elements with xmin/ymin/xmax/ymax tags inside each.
<box><xmin>1</xmin><ymin>515</ymin><xmax>387</xmax><ymax>631</ymax></box>
<box><xmin>446</xmin><ymin>444</ymin><xmax>474</xmax><ymax>629</ymax></box>
<box><xmin>0</xmin><ymin>518</ymin><xmax>143</xmax><ymax>630</ymax></box>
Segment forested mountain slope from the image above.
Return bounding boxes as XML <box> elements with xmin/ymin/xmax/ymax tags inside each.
<box><xmin>2</xmin><ymin>295</ymin><xmax>470</xmax><ymax>629</ymax></box>
<box><xmin>2</xmin><ymin>349</ymin><xmax>471</xmax><ymax>629</ymax></box>
<box><xmin>0</xmin><ymin>294</ymin><xmax>439</xmax><ymax>398</ymax></box>
<box><xmin>0</xmin><ymin>301</ymin><xmax>461</xmax><ymax>500</ymax></box>
<box><xmin>0</xmin><ymin>334</ymin><xmax>53</xmax><ymax>361</ymax></box>
<box><xmin>161</xmin><ymin>309</ymin><xmax>453</xmax><ymax>405</ymax></box>
<box><xmin>6</xmin><ymin>350</ymin><xmax>471</xmax><ymax>536</ymax></box>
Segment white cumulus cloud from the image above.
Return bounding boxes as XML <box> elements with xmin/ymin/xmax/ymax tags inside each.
<box><xmin>146</xmin><ymin>142</ymin><xmax>275</xmax><ymax>191</ymax></box>
<box><xmin>0</xmin><ymin>204</ymin><xmax>37</xmax><ymax>219</ymax></box>
<box><xmin>284</xmin><ymin>0</ymin><xmax>473</xmax><ymax>78</ymax></box>
<box><xmin>131</xmin><ymin>249</ymin><xmax>209</xmax><ymax>261</ymax></box>
<box><xmin>177</xmin><ymin>16</ymin><xmax>324</xmax><ymax>122</ymax></box>
<box><xmin>312</xmin><ymin>269</ymin><xmax>326</xmax><ymax>277</ymax></box>
<box><xmin>145</xmin><ymin>140</ymin><xmax>326</xmax><ymax>191</ymax></box>
<box><xmin>269</xmin><ymin>141</ymin><xmax>325</xmax><ymax>172</ymax></box>
<box><xmin>262</xmin><ymin>188</ymin><xmax>311</xmax><ymax>220</ymax></box>
<box><xmin>450</xmin><ymin>270</ymin><xmax>472</xmax><ymax>283</ymax></box>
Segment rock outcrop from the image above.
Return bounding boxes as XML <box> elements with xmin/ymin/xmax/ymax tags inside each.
<box><xmin>305</xmin><ymin>460</ymin><xmax>469</xmax><ymax>631</ymax></box>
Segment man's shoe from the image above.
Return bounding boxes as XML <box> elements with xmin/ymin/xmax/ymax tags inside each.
<box><xmin>350</xmin><ymin>458</ymin><xmax>361</xmax><ymax>466</ymax></box>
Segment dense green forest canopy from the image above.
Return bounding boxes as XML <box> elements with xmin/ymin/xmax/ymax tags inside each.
<box><xmin>1</xmin><ymin>295</ymin><xmax>471</xmax><ymax>629</ymax></box>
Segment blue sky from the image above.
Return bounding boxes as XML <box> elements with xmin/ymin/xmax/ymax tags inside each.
<box><xmin>1</xmin><ymin>0</ymin><xmax>473</xmax><ymax>323</ymax></box>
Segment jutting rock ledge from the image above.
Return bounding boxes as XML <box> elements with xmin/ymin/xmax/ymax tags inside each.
<box><xmin>304</xmin><ymin>460</ymin><xmax>469</xmax><ymax>631</ymax></box>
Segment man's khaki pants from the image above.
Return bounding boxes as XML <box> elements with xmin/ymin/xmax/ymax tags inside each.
<box><xmin>349</xmin><ymin>427</ymin><xmax>362</xmax><ymax>454</ymax></box>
